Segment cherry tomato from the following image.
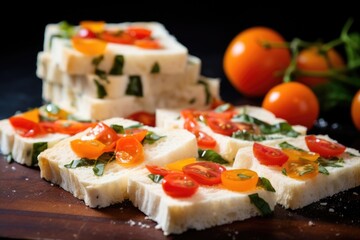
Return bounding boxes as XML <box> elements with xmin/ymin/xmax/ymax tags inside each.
<box><xmin>195</xmin><ymin>130</ymin><xmax>217</xmax><ymax>149</ymax></box>
<box><xmin>282</xmin><ymin>148</ymin><xmax>319</xmax><ymax>162</ymax></box>
<box><xmin>9</xmin><ymin>116</ymin><xmax>43</xmax><ymax>137</ymax></box>
<box><xmin>183</xmin><ymin>161</ymin><xmax>226</xmax><ymax>185</ymax></box>
<box><xmin>76</xmin><ymin>28</ymin><xmax>97</xmax><ymax>39</ymax></box>
<box><xmin>351</xmin><ymin>89</ymin><xmax>360</xmax><ymax>131</ymax></box>
<box><xmin>122</xmin><ymin>128</ymin><xmax>148</xmax><ymax>142</ymax></box>
<box><xmin>221</xmin><ymin>169</ymin><xmax>259</xmax><ymax>192</ymax></box>
<box><xmin>262</xmin><ymin>82</ymin><xmax>319</xmax><ymax>129</ymax></box>
<box><xmin>165</xmin><ymin>157</ymin><xmax>196</xmax><ymax>172</ymax></box>
<box><xmin>126</xmin><ymin>111</ymin><xmax>155</xmax><ymax>127</ymax></box>
<box><xmin>20</xmin><ymin>109</ymin><xmax>40</xmax><ymax>123</ymax></box>
<box><xmin>207</xmin><ymin>118</ymin><xmax>240</xmax><ymax>136</ymax></box>
<box><xmin>283</xmin><ymin>159</ymin><xmax>318</xmax><ymax>180</ymax></box>
<box><xmin>70</xmin><ymin>139</ymin><xmax>105</xmax><ymax>159</ymax></box>
<box><xmin>305</xmin><ymin>135</ymin><xmax>346</xmax><ymax>158</ymax></box>
<box><xmin>296</xmin><ymin>47</ymin><xmax>345</xmax><ymax>88</ymax></box>
<box><xmin>126</xmin><ymin>27</ymin><xmax>152</xmax><ymax>39</ymax></box>
<box><xmin>84</xmin><ymin>122</ymin><xmax>119</xmax><ymax>146</ymax></box>
<box><xmin>223</xmin><ymin>27</ymin><xmax>291</xmax><ymax>97</ymax></box>
<box><xmin>162</xmin><ymin>172</ymin><xmax>199</xmax><ymax>198</ymax></box>
<box><xmin>115</xmin><ymin>136</ymin><xmax>144</xmax><ymax>166</ymax></box>
<box><xmin>253</xmin><ymin>143</ymin><xmax>288</xmax><ymax>166</ymax></box>
<box><xmin>80</xmin><ymin>21</ymin><xmax>105</xmax><ymax>33</ymax></box>
<box><xmin>145</xmin><ymin>164</ymin><xmax>172</xmax><ymax>176</ymax></box>
<box><xmin>71</xmin><ymin>37</ymin><xmax>107</xmax><ymax>55</ymax></box>
<box><xmin>99</xmin><ymin>31</ymin><xmax>135</xmax><ymax>44</ymax></box>
<box><xmin>51</xmin><ymin>120</ymin><xmax>95</xmax><ymax>135</ymax></box>
<box><xmin>134</xmin><ymin>39</ymin><xmax>162</xmax><ymax>49</ymax></box>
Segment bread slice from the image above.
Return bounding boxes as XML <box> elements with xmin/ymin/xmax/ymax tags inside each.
<box><xmin>128</xmin><ymin>168</ymin><xmax>276</xmax><ymax>235</ymax></box>
<box><xmin>38</xmin><ymin>117</ymin><xmax>198</xmax><ymax>208</ymax></box>
<box><xmin>156</xmin><ymin>105</ymin><xmax>307</xmax><ymax>163</ymax></box>
<box><xmin>232</xmin><ymin>135</ymin><xmax>360</xmax><ymax>209</ymax></box>
<box><xmin>45</xmin><ymin>22</ymin><xmax>188</xmax><ymax>75</ymax></box>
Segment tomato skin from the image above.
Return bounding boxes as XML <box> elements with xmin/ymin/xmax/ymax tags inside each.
<box><xmin>121</xmin><ymin>128</ymin><xmax>148</xmax><ymax>142</ymax></box>
<box><xmin>183</xmin><ymin>162</ymin><xmax>226</xmax><ymax>186</ymax></box>
<box><xmin>223</xmin><ymin>27</ymin><xmax>291</xmax><ymax>97</ymax></box>
<box><xmin>84</xmin><ymin>122</ymin><xmax>119</xmax><ymax>145</ymax></box>
<box><xmin>70</xmin><ymin>139</ymin><xmax>105</xmax><ymax>159</ymax></box>
<box><xmin>262</xmin><ymin>82</ymin><xmax>319</xmax><ymax>129</ymax></box>
<box><xmin>162</xmin><ymin>172</ymin><xmax>199</xmax><ymax>198</ymax></box>
<box><xmin>283</xmin><ymin>158</ymin><xmax>318</xmax><ymax>180</ymax></box>
<box><xmin>126</xmin><ymin>27</ymin><xmax>152</xmax><ymax>39</ymax></box>
<box><xmin>221</xmin><ymin>169</ymin><xmax>259</xmax><ymax>192</ymax></box>
<box><xmin>305</xmin><ymin>135</ymin><xmax>346</xmax><ymax>158</ymax></box>
<box><xmin>253</xmin><ymin>143</ymin><xmax>288</xmax><ymax>166</ymax></box>
<box><xmin>183</xmin><ymin>117</ymin><xmax>217</xmax><ymax>149</ymax></box>
<box><xmin>296</xmin><ymin>47</ymin><xmax>345</xmax><ymax>88</ymax></box>
<box><xmin>126</xmin><ymin>111</ymin><xmax>155</xmax><ymax>127</ymax></box>
<box><xmin>76</xmin><ymin>28</ymin><xmax>97</xmax><ymax>39</ymax></box>
<box><xmin>115</xmin><ymin>136</ymin><xmax>144</xmax><ymax>166</ymax></box>
<box><xmin>99</xmin><ymin>31</ymin><xmax>135</xmax><ymax>45</ymax></box>
<box><xmin>146</xmin><ymin>165</ymin><xmax>172</xmax><ymax>176</ymax></box>
<box><xmin>51</xmin><ymin>120</ymin><xmax>96</xmax><ymax>135</ymax></box>
<box><xmin>351</xmin><ymin>89</ymin><xmax>360</xmax><ymax>131</ymax></box>
<box><xmin>71</xmin><ymin>37</ymin><xmax>107</xmax><ymax>56</ymax></box>
<box><xmin>134</xmin><ymin>39</ymin><xmax>161</xmax><ymax>49</ymax></box>
<box><xmin>9</xmin><ymin>116</ymin><xmax>43</xmax><ymax>137</ymax></box>
<box><xmin>207</xmin><ymin>118</ymin><xmax>240</xmax><ymax>136</ymax></box>
<box><xmin>166</xmin><ymin>158</ymin><xmax>196</xmax><ymax>172</ymax></box>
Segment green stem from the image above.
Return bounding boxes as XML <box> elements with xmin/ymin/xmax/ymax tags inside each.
<box><xmin>321</xmin><ymin>38</ymin><xmax>344</xmax><ymax>52</ymax></box>
<box><xmin>295</xmin><ymin>69</ymin><xmax>360</xmax><ymax>87</ymax></box>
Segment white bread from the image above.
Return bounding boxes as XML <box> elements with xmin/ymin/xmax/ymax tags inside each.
<box><xmin>232</xmin><ymin>135</ymin><xmax>360</xmax><ymax>209</ymax></box>
<box><xmin>156</xmin><ymin>105</ymin><xmax>307</xmax><ymax>163</ymax></box>
<box><xmin>38</xmin><ymin>117</ymin><xmax>198</xmax><ymax>208</ymax></box>
<box><xmin>128</xmin><ymin>168</ymin><xmax>276</xmax><ymax>235</ymax></box>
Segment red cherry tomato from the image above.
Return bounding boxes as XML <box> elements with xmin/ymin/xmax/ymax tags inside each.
<box><xmin>183</xmin><ymin>117</ymin><xmax>217</xmax><ymax>149</ymax></box>
<box><xmin>126</xmin><ymin>27</ymin><xmax>152</xmax><ymax>39</ymax></box>
<box><xmin>145</xmin><ymin>164</ymin><xmax>172</xmax><ymax>176</ymax></box>
<box><xmin>85</xmin><ymin>122</ymin><xmax>119</xmax><ymax>145</ymax></box>
<box><xmin>99</xmin><ymin>31</ymin><xmax>135</xmax><ymax>44</ymax></box>
<box><xmin>253</xmin><ymin>143</ymin><xmax>289</xmax><ymax>166</ymax></box>
<box><xmin>162</xmin><ymin>172</ymin><xmax>199</xmax><ymax>198</ymax></box>
<box><xmin>76</xmin><ymin>28</ymin><xmax>97</xmax><ymax>39</ymax></box>
<box><xmin>182</xmin><ymin>161</ymin><xmax>226</xmax><ymax>185</ymax></box>
<box><xmin>9</xmin><ymin>116</ymin><xmax>43</xmax><ymax>137</ymax></box>
<box><xmin>351</xmin><ymin>89</ymin><xmax>360</xmax><ymax>131</ymax></box>
<box><xmin>207</xmin><ymin>118</ymin><xmax>240</xmax><ymax>136</ymax></box>
<box><xmin>305</xmin><ymin>135</ymin><xmax>346</xmax><ymax>158</ymax></box>
<box><xmin>126</xmin><ymin>111</ymin><xmax>155</xmax><ymax>127</ymax></box>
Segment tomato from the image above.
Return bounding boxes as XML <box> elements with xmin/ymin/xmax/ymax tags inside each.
<box><xmin>162</xmin><ymin>172</ymin><xmax>199</xmax><ymax>198</ymax></box>
<box><xmin>183</xmin><ymin>161</ymin><xmax>226</xmax><ymax>185</ymax></box>
<box><xmin>70</xmin><ymin>139</ymin><xmax>105</xmax><ymax>159</ymax></box>
<box><xmin>51</xmin><ymin>120</ymin><xmax>95</xmax><ymax>135</ymax></box>
<box><xmin>126</xmin><ymin>27</ymin><xmax>152</xmax><ymax>39</ymax></box>
<box><xmin>262</xmin><ymin>82</ymin><xmax>319</xmax><ymax>129</ymax></box>
<box><xmin>181</xmin><ymin>109</ymin><xmax>234</xmax><ymax>121</ymax></box>
<box><xmin>223</xmin><ymin>27</ymin><xmax>291</xmax><ymax>97</ymax></box>
<box><xmin>126</xmin><ymin>111</ymin><xmax>155</xmax><ymax>127</ymax></box>
<box><xmin>76</xmin><ymin>28</ymin><xmax>97</xmax><ymax>39</ymax></box>
<box><xmin>71</xmin><ymin>37</ymin><xmax>107</xmax><ymax>55</ymax></box>
<box><xmin>115</xmin><ymin>136</ymin><xmax>144</xmax><ymax>166</ymax></box>
<box><xmin>351</xmin><ymin>89</ymin><xmax>360</xmax><ymax>131</ymax></box>
<box><xmin>99</xmin><ymin>31</ymin><xmax>135</xmax><ymax>44</ymax></box>
<box><xmin>122</xmin><ymin>128</ymin><xmax>148</xmax><ymax>142</ymax></box>
<box><xmin>84</xmin><ymin>122</ymin><xmax>119</xmax><ymax>145</ymax></box>
<box><xmin>134</xmin><ymin>39</ymin><xmax>161</xmax><ymax>49</ymax></box>
<box><xmin>253</xmin><ymin>143</ymin><xmax>288</xmax><ymax>166</ymax></box>
<box><xmin>221</xmin><ymin>169</ymin><xmax>259</xmax><ymax>192</ymax></box>
<box><xmin>166</xmin><ymin>157</ymin><xmax>196</xmax><ymax>171</ymax></box>
<box><xmin>21</xmin><ymin>109</ymin><xmax>40</xmax><ymax>123</ymax></box>
<box><xmin>305</xmin><ymin>135</ymin><xmax>346</xmax><ymax>158</ymax></box>
<box><xmin>207</xmin><ymin>118</ymin><xmax>240</xmax><ymax>136</ymax></box>
<box><xmin>145</xmin><ymin>165</ymin><xmax>172</xmax><ymax>176</ymax></box>
<box><xmin>195</xmin><ymin>130</ymin><xmax>217</xmax><ymax>149</ymax></box>
<box><xmin>282</xmin><ymin>148</ymin><xmax>319</xmax><ymax>162</ymax></box>
<box><xmin>283</xmin><ymin>159</ymin><xmax>318</xmax><ymax>180</ymax></box>
<box><xmin>80</xmin><ymin>21</ymin><xmax>105</xmax><ymax>33</ymax></box>
<box><xmin>9</xmin><ymin>116</ymin><xmax>43</xmax><ymax>137</ymax></box>
<box><xmin>296</xmin><ymin>47</ymin><xmax>345</xmax><ymax>88</ymax></box>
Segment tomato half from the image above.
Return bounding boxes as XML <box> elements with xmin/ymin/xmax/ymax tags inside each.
<box><xmin>253</xmin><ymin>143</ymin><xmax>288</xmax><ymax>166</ymax></box>
<box><xmin>126</xmin><ymin>111</ymin><xmax>155</xmax><ymax>127</ymax></box>
<box><xmin>282</xmin><ymin>148</ymin><xmax>319</xmax><ymax>162</ymax></box>
<box><xmin>296</xmin><ymin>47</ymin><xmax>345</xmax><ymax>88</ymax></box>
<box><xmin>76</xmin><ymin>28</ymin><xmax>97</xmax><ymax>39</ymax></box>
<box><xmin>71</xmin><ymin>37</ymin><xmax>107</xmax><ymax>55</ymax></box>
<box><xmin>20</xmin><ymin>109</ymin><xmax>40</xmax><ymax>123</ymax></box>
<box><xmin>99</xmin><ymin>31</ymin><xmax>135</xmax><ymax>44</ymax></box>
<box><xmin>262</xmin><ymin>82</ymin><xmax>319</xmax><ymax>129</ymax></box>
<box><xmin>283</xmin><ymin>159</ymin><xmax>318</xmax><ymax>180</ymax></box>
<box><xmin>126</xmin><ymin>27</ymin><xmax>152</xmax><ymax>39</ymax></box>
<box><xmin>221</xmin><ymin>169</ymin><xmax>259</xmax><ymax>192</ymax></box>
<box><xmin>145</xmin><ymin>165</ymin><xmax>172</xmax><ymax>176</ymax></box>
<box><xmin>207</xmin><ymin>118</ymin><xmax>240</xmax><ymax>136</ymax></box>
<box><xmin>122</xmin><ymin>128</ymin><xmax>148</xmax><ymax>142</ymax></box>
<box><xmin>162</xmin><ymin>172</ymin><xmax>199</xmax><ymax>198</ymax></box>
<box><xmin>51</xmin><ymin>120</ymin><xmax>95</xmax><ymax>135</ymax></box>
<box><xmin>80</xmin><ymin>21</ymin><xmax>105</xmax><ymax>33</ymax></box>
<box><xmin>351</xmin><ymin>89</ymin><xmax>360</xmax><ymax>131</ymax></box>
<box><xmin>84</xmin><ymin>122</ymin><xmax>119</xmax><ymax>145</ymax></box>
<box><xmin>223</xmin><ymin>27</ymin><xmax>291</xmax><ymax>97</ymax></box>
<box><xmin>166</xmin><ymin>157</ymin><xmax>196</xmax><ymax>171</ymax></box>
<box><xmin>134</xmin><ymin>39</ymin><xmax>162</xmax><ymax>49</ymax></box>
<box><xmin>183</xmin><ymin>161</ymin><xmax>226</xmax><ymax>185</ymax></box>
<box><xmin>115</xmin><ymin>136</ymin><xmax>144</xmax><ymax>166</ymax></box>
<box><xmin>9</xmin><ymin>116</ymin><xmax>43</xmax><ymax>137</ymax></box>
<box><xmin>305</xmin><ymin>135</ymin><xmax>346</xmax><ymax>158</ymax></box>
<box><xmin>70</xmin><ymin>139</ymin><xmax>105</xmax><ymax>159</ymax></box>
<box><xmin>183</xmin><ymin>117</ymin><xmax>217</xmax><ymax>149</ymax></box>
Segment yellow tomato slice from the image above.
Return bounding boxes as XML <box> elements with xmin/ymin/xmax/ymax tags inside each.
<box><xmin>165</xmin><ymin>157</ymin><xmax>197</xmax><ymax>171</ymax></box>
<box><xmin>70</xmin><ymin>139</ymin><xmax>106</xmax><ymax>159</ymax></box>
<box><xmin>21</xmin><ymin>109</ymin><xmax>40</xmax><ymax>123</ymax></box>
<box><xmin>71</xmin><ymin>37</ymin><xmax>107</xmax><ymax>55</ymax></box>
<box><xmin>282</xmin><ymin>149</ymin><xmax>319</xmax><ymax>162</ymax></box>
<box><xmin>115</xmin><ymin>136</ymin><xmax>144</xmax><ymax>167</ymax></box>
<box><xmin>283</xmin><ymin>159</ymin><xmax>318</xmax><ymax>180</ymax></box>
<box><xmin>221</xmin><ymin>169</ymin><xmax>259</xmax><ymax>192</ymax></box>
<box><xmin>80</xmin><ymin>21</ymin><xmax>105</xmax><ymax>33</ymax></box>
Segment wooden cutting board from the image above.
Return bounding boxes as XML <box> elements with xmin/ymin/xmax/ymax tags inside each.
<box><xmin>0</xmin><ymin>157</ymin><xmax>359</xmax><ymax>239</ymax></box>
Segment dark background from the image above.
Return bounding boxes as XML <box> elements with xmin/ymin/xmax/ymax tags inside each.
<box><xmin>1</xmin><ymin>6</ymin><xmax>359</xmax><ymax>145</ymax></box>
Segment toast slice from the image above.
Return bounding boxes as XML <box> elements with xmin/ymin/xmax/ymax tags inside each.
<box><xmin>38</xmin><ymin>117</ymin><xmax>198</xmax><ymax>208</ymax></box>
<box><xmin>232</xmin><ymin>135</ymin><xmax>360</xmax><ymax>209</ymax></box>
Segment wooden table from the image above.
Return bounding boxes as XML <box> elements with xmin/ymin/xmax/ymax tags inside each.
<box><xmin>1</xmin><ymin>156</ymin><xmax>359</xmax><ymax>239</ymax></box>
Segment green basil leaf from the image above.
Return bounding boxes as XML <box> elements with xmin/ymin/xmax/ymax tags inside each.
<box><xmin>237</xmin><ymin>173</ymin><xmax>251</xmax><ymax>179</ymax></box>
<box><xmin>346</xmin><ymin>151</ymin><xmax>360</xmax><ymax>157</ymax></box>
<box><xmin>95</xmin><ymin>69</ymin><xmax>109</xmax><ymax>83</ymax></box>
<box><xmin>97</xmin><ymin>152</ymin><xmax>115</xmax><ymax>162</ymax></box>
<box><xmin>282</xmin><ymin>168</ymin><xmax>287</xmax><ymax>176</ymax></box>
<box><xmin>150</xmin><ymin>62</ymin><xmax>160</xmax><ymax>73</ymax></box>
<box><xmin>279</xmin><ymin>141</ymin><xmax>305</xmax><ymax>152</ymax></box>
<box><xmin>93</xmin><ymin>162</ymin><xmax>105</xmax><ymax>176</ymax></box>
<box><xmin>109</xmin><ymin>55</ymin><xmax>124</xmax><ymax>75</ymax></box>
<box><xmin>317</xmin><ymin>157</ymin><xmax>343</xmax><ymax>168</ymax></box>
<box><xmin>318</xmin><ymin>164</ymin><xmax>329</xmax><ymax>175</ymax></box>
<box><xmin>94</xmin><ymin>79</ymin><xmax>107</xmax><ymax>99</ymax></box>
<box><xmin>5</xmin><ymin>153</ymin><xmax>13</xmax><ymax>163</ymax></box>
<box><xmin>148</xmin><ymin>174</ymin><xmax>164</xmax><ymax>183</ymax></box>
<box><xmin>58</xmin><ymin>21</ymin><xmax>75</xmax><ymax>38</ymax></box>
<box><xmin>214</xmin><ymin>103</ymin><xmax>232</xmax><ymax>113</ymax></box>
<box><xmin>198</xmin><ymin>149</ymin><xmax>229</xmax><ymax>164</ymax></box>
<box><xmin>64</xmin><ymin>158</ymin><xmax>95</xmax><ymax>168</ymax></box>
<box><xmin>92</xmin><ymin>55</ymin><xmax>104</xmax><ymax>67</ymax></box>
<box><xmin>197</xmin><ymin>79</ymin><xmax>211</xmax><ymax>105</ymax></box>
<box><xmin>298</xmin><ymin>162</ymin><xmax>316</xmax><ymax>176</ymax></box>
<box><xmin>248</xmin><ymin>193</ymin><xmax>272</xmax><ymax>216</ymax></box>
<box><xmin>232</xmin><ymin>130</ymin><xmax>278</xmax><ymax>142</ymax></box>
<box><xmin>125</xmin><ymin>124</ymin><xmax>144</xmax><ymax>129</ymax></box>
<box><xmin>126</xmin><ymin>75</ymin><xmax>143</xmax><ymax>97</ymax></box>
<box><xmin>110</xmin><ymin>124</ymin><xmax>125</xmax><ymax>134</ymax></box>
<box><xmin>32</xmin><ymin>142</ymin><xmax>48</xmax><ymax>166</ymax></box>
<box><xmin>142</xmin><ymin>131</ymin><xmax>165</xmax><ymax>145</ymax></box>
<box><xmin>257</xmin><ymin>177</ymin><xmax>276</xmax><ymax>192</ymax></box>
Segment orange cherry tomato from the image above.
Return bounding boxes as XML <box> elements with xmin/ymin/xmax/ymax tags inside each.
<box><xmin>253</xmin><ymin>143</ymin><xmax>289</xmax><ymax>166</ymax></box>
<box><xmin>20</xmin><ymin>109</ymin><xmax>40</xmax><ymax>123</ymax></box>
<box><xmin>71</xmin><ymin>37</ymin><xmax>107</xmax><ymax>55</ymax></box>
<box><xmin>351</xmin><ymin>89</ymin><xmax>360</xmax><ymax>131</ymax></box>
<box><xmin>99</xmin><ymin>31</ymin><xmax>135</xmax><ymax>45</ymax></box>
<box><xmin>126</xmin><ymin>111</ymin><xmax>155</xmax><ymax>127</ymax></box>
<box><xmin>221</xmin><ymin>169</ymin><xmax>259</xmax><ymax>192</ymax></box>
<box><xmin>223</xmin><ymin>27</ymin><xmax>291</xmax><ymax>97</ymax></box>
<box><xmin>9</xmin><ymin>116</ymin><xmax>43</xmax><ymax>137</ymax></box>
<box><xmin>126</xmin><ymin>27</ymin><xmax>152</xmax><ymax>39</ymax></box>
<box><xmin>262</xmin><ymin>82</ymin><xmax>319</xmax><ymax>129</ymax></box>
<box><xmin>166</xmin><ymin>157</ymin><xmax>197</xmax><ymax>172</ymax></box>
<box><xmin>296</xmin><ymin>47</ymin><xmax>345</xmax><ymax>88</ymax></box>
<box><xmin>282</xmin><ymin>148</ymin><xmax>319</xmax><ymax>162</ymax></box>
<box><xmin>305</xmin><ymin>135</ymin><xmax>346</xmax><ymax>158</ymax></box>
<box><xmin>121</xmin><ymin>128</ymin><xmax>148</xmax><ymax>142</ymax></box>
<box><xmin>51</xmin><ymin>120</ymin><xmax>95</xmax><ymax>135</ymax></box>
<box><xmin>283</xmin><ymin>158</ymin><xmax>318</xmax><ymax>180</ymax></box>
<box><xmin>134</xmin><ymin>39</ymin><xmax>162</xmax><ymax>49</ymax></box>
<box><xmin>70</xmin><ymin>139</ymin><xmax>106</xmax><ymax>159</ymax></box>
<box><xmin>85</xmin><ymin>122</ymin><xmax>119</xmax><ymax>146</ymax></box>
<box><xmin>80</xmin><ymin>21</ymin><xmax>105</xmax><ymax>33</ymax></box>
<box><xmin>162</xmin><ymin>172</ymin><xmax>199</xmax><ymax>198</ymax></box>
<box><xmin>115</xmin><ymin>136</ymin><xmax>144</xmax><ymax>166</ymax></box>
<box><xmin>146</xmin><ymin>164</ymin><xmax>172</xmax><ymax>176</ymax></box>
<box><xmin>183</xmin><ymin>161</ymin><xmax>226</xmax><ymax>186</ymax></box>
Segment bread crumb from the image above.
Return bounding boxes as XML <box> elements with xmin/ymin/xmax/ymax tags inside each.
<box><xmin>126</xmin><ymin>219</ymin><xmax>136</xmax><ymax>226</ymax></box>
<box><xmin>336</xmin><ymin>233</ymin><xmax>340</xmax><ymax>237</ymax></box>
<box><xmin>353</xmin><ymin>192</ymin><xmax>359</xmax><ymax>196</ymax></box>
<box><xmin>12</xmin><ymin>190</ymin><xmax>16</xmax><ymax>193</ymax></box>
<box><xmin>320</xmin><ymin>202</ymin><xmax>327</xmax><ymax>206</ymax></box>
<box><xmin>329</xmin><ymin>208</ymin><xmax>335</xmax><ymax>212</ymax></box>
<box><xmin>308</xmin><ymin>221</ymin><xmax>315</xmax><ymax>226</ymax></box>
<box><xmin>11</xmin><ymin>166</ymin><xmax>16</xmax><ymax>171</ymax></box>
<box><xmin>25</xmin><ymin>177</ymin><xmax>29</xmax><ymax>181</ymax></box>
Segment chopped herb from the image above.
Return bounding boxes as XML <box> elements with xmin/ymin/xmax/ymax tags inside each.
<box><xmin>109</xmin><ymin>55</ymin><xmax>124</xmax><ymax>75</ymax></box>
<box><xmin>95</xmin><ymin>69</ymin><xmax>109</xmax><ymax>83</ymax></box>
<box><xmin>346</xmin><ymin>151</ymin><xmax>360</xmax><ymax>157</ymax></box>
<box><xmin>198</xmin><ymin>149</ymin><xmax>229</xmax><ymax>164</ymax></box>
<box><xmin>94</xmin><ymin>79</ymin><xmax>107</xmax><ymax>99</ymax></box>
<box><xmin>232</xmin><ymin>130</ymin><xmax>279</xmax><ymax>141</ymax></box>
<box><xmin>58</xmin><ymin>21</ymin><xmax>75</xmax><ymax>38</ymax></box>
<box><xmin>93</xmin><ymin>162</ymin><xmax>105</xmax><ymax>176</ymax></box>
<box><xmin>282</xmin><ymin>168</ymin><xmax>287</xmax><ymax>176</ymax></box>
<box><xmin>318</xmin><ymin>164</ymin><xmax>329</xmax><ymax>175</ymax></box>
<box><xmin>189</xmin><ymin>98</ymin><xmax>196</xmax><ymax>104</ymax></box>
<box><xmin>248</xmin><ymin>193</ymin><xmax>272</xmax><ymax>216</ymax></box>
<box><xmin>298</xmin><ymin>163</ymin><xmax>315</xmax><ymax>176</ymax></box>
<box><xmin>279</xmin><ymin>141</ymin><xmax>305</xmax><ymax>151</ymax></box>
<box><xmin>44</xmin><ymin>103</ymin><xmax>60</xmax><ymax>114</ymax></box>
<box><xmin>5</xmin><ymin>153</ymin><xmax>13</xmax><ymax>163</ymax></box>
<box><xmin>317</xmin><ymin>157</ymin><xmax>344</xmax><ymax>168</ymax></box>
<box><xmin>257</xmin><ymin>177</ymin><xmax>276</xmax><ymax>192</ymax></box>
<box><xmin>32</xmin><ymin>142</ymin><xmax>47</xmax><ymax>166</ymax></box>
<box><xmin>64</xmin><ymin>158</ymin><xmax>95</xmax><ymax>168</ymax></box>
<box><xmin>214</xmin><ymin>103</ymin><xmax>232</xmax><ymax>113</ymax></box>
<box><xmin>111</xmin><ymin>124</ymin><xmax>125</xmax><ymax>134</ymax></box>
<box><xmin>197</xmin><ymin>79</ymin><xmax>211</xmax><ymax>105</ymax></box>
<box><xmin>150</xmin><ymin>62</ymin><xmax>160</xmax><ymax>73</ymax></box>
<box><xmin>126</xmin><ymin>76</ymin><xmax>143</xmax><ymax>96</ymax></box>
<box><xmin>142</xmin><ymin>132</ymin><xmax>165</xmax><ymax>145</ymax></box>
<box><xmin>148</xmin><ymin>174</ymin><xmax>164</xmax><ymax>183</ymax></box>
<box><xmin>237</xmin><ymin>173</ymin><xmax>251</xmax><ymax>179</ymax></box>
<box><xmin>92</xmin><ymin>55</ymin><xmax>104</xmax><ymax>67</ymax></box>
<box><xmin>125</xmin><ymin>124</ymin><xmax>144</xmax><ymax>129</ymax></box>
